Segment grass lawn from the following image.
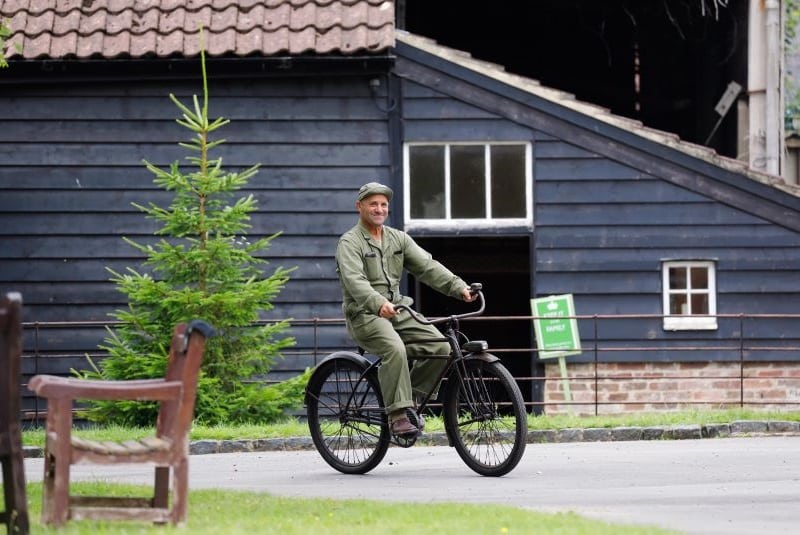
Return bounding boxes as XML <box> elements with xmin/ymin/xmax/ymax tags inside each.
<box><xmin>24</xmin><ymin>482</ymin><xmax>678</xmax><ymax>535</ymax></box>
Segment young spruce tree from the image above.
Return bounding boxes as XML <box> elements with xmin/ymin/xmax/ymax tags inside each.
<box><xmin>83</xmin><ymin>37</ymin><xmax>306</xmax><ymax>426</ymax></box>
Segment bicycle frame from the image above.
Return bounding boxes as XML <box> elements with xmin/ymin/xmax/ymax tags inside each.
<box><xmin>305</xmin><ymin>284</ymin><xmax>528</xmax><ymax>476</ymax></box>
<box><xmin>336</xmin><ymin>290</ymin><xmax>493</xmax><ymax>437</ymax></box>
<box><xmin>393</xmin><ymin>287</ymin><xmax>499</xmax><ymax>419</ymax></box>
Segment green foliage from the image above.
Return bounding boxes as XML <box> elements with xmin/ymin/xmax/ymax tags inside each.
<box><xmin>787</xmin><ymin>0</ymin><xmax>800</xmax><ymax>42</ymax></box>
<box><xmin>786</xmin><ymin>0</ymin><xmax>800</xmax><ymax>129</ymax></box>
<box><xmin>0</xmin><ymin>17</ymin><xmax>22</xmax><ymax>68</ymax></box>
<box><xmin>1</xmin><ymin>18</ymin><xmax>13</xmax><ymax>67</ymax></box>
<box><xmin>223</xmin><ymin>368</ymin><xmax>313</xmax><ymax>423</ymax></box>
<box><xmin>79</xmin><ymin>32</ymin><xmax>300</xmax><ymax>426</ymax></box>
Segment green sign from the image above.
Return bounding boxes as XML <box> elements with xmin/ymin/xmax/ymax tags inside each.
<box><xmin>531</xmin><ymin>294</ymin><xmax>581</xmax><ymax>359</ymax></box>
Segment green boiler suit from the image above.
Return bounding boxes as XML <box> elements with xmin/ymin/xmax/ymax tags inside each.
<box><xmin>336</xmin><ymin>221</ymin><xmax>468</xmax><ymax>415</ymax></box>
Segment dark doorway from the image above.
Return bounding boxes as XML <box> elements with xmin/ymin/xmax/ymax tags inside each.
<box><xmin>406</xmin><ymin>236</ymin><xmax>534</xmax><ymax>404</ymax></box>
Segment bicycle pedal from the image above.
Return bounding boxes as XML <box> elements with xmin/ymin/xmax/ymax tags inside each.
<box><xmin>393</xmin><ymin>432</ymin><xmax>418</xmax><ymax>448</ymax></box>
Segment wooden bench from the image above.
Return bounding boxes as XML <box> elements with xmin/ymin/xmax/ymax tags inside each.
<box><xmin>28</xmin><ymin>320</ymin><xmax>215</xmax><ymax>527</ymax></box>
<box><xmin>0</xmin><ymin>292</ymin><xmax>30</xmax><ymax>535</ymax></box>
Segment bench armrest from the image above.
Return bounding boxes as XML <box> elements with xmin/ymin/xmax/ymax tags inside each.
<box><xmin>29</xmin><ymin>374</ymin><xmax>183</xmax><ymax>402</ymax></box>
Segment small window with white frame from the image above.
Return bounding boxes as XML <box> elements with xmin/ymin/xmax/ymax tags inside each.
<box><xmin>662</xmin><ymin>260</ymin><xmax>717</xmax><ymax>331</ymax></box>
<box><xmin>403</xmin><ymin>142</ymin><xmax>532</xmax><ymax>229</ymax></box>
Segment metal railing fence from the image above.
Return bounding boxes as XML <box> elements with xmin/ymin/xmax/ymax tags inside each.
<box><xmin>20</xmin><ymin>312</ymin><xmax>800</xmax><ymax>419</ymax></box>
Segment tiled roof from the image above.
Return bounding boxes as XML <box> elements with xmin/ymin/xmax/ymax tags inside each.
<box><xmin>0</xmin><ymin>0</ymin><xmax>395</xmax><ymax>60</ymax></box>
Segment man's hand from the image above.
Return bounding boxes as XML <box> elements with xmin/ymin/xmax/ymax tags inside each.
<box><xmin>379</xmin><ymin>300</ymin><xmax>397</xmax><ymax>318</ymax></box>
<box><xmin>462</xmin><ymin>287</ymin><xmax>477</xmax><ymax>302</ymax></box>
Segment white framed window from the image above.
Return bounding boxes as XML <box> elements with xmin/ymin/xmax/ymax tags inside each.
<box><xmin>403</xmin><ymin>142</ymin><xmax>532</xmax><ymax>230</ymax></box>
<box><xmin>662</xmin><ymin>260</ymin><xmax>717</xmax><ymax>331</ymax></box>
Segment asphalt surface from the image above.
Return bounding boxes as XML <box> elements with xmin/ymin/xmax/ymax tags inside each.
<box><xmin>24</xmin><ymin>435</ymin><xmax>800</xmax><ymax>535</ymax></box>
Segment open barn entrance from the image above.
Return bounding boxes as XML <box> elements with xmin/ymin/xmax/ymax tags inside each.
<box><xmin>407</xmin><ymin>236</ymin><xmax>534</xmax><ymax>406</ymax></box>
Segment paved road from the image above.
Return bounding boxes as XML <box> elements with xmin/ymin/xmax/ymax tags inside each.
<box><xmin>25</xmin><ymin>436</ymin><xmax>800</xmax><ymax>534</ymax></box>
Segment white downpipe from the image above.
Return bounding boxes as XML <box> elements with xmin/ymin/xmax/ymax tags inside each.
<box><xmin>765</xmin><ymin>0</ymin><xmax>781</xmax><ymax>175</ymax></box>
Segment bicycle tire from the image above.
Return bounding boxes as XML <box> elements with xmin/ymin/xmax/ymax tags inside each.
<box><xmin>306</xmin><ymin>357</ymin><xmax>390</xmax><ymax>474</ymax></box>
<box><xmin>443</xmin><ymin>358</ymin><xmax>527</xmax><ymax>476</ymax></box>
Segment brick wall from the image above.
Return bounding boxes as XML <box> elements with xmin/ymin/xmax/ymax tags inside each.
<box><xmin>542</xmin><ymin>361</ymin><xmax>800</xmax><ymax>414</ymax></box>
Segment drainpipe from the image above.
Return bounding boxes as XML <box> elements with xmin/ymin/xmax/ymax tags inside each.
<box><xmin>765</xmin><ymin>0</ymin><xmax>781</xmax><ymax>176</ymax></box>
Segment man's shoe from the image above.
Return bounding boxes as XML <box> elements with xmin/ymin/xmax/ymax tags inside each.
<box><xmin>390</xmin><ymin>416</ymin><xmax>418</xmax><ymax>437</ymax></box>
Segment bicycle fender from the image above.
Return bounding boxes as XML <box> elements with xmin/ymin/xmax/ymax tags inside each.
<box><xmin>463</xmin><ymin>351</ymin><xmax>500</xmax><ymax>363</ymax></box>
<box><xmin>442</xmin><ymin>352</ymin><xmax>501</xmax><ymax>401</ymax></box>
<box><xmin>313</xmin><ymin>350</ymin><xmax>373</xmax><ymax>369</ymax></box>
<box><xmin>443</xmin><ymin>352</ymin><xmax>501</xmax><ymax>390</ymax></box>
<box><xmin>304</xmin><ymin>351</ymin><xmax>375</xmax><ymax>404</ymax></box>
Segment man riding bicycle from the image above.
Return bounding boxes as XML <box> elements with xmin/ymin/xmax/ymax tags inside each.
<box><xmin>335</xmin><ymin>182</ymin><xmax>476</xmax><ymax>437</ymax></box>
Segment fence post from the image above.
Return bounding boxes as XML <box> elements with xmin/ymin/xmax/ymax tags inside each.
<box><xmin>312</xmin><ymin>317</ymin><xmax>319</xmax><ymax>367</ymax></box>
<box><xmin>593</xmin><ymin>315</ymin><xmax>599</xmax><ymax>416</ymax></box>
<box><xmin>33</xmin><ymin>322</ymin><xmax>41</xmax><ymax>425</ymax></box>
<box><xmin>739</xmin><ymin>314</ymin><xmax>744</xmax><ymax>408</ymax></box>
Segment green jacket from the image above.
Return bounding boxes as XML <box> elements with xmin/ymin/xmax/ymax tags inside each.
<box><xmin>336</xmin><ymin>222</ymin><xmax>467</xmax><ymax>319</ymax></box>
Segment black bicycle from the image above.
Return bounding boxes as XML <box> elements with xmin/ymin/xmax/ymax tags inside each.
<box><xmin>304</xmin><ymin>284</ymin><xmax>527</xmax><ymax>477</ymax></box>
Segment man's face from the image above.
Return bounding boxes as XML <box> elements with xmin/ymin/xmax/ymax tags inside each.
<box><xmin>357</xmin><ymin>194</ymin><xmax>389</xmax><ymax>228</ymax></box>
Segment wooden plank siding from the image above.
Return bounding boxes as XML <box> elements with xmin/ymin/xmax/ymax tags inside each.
<box><xmin>5</xmin><ymin>35</ymin><xmax>800</xmax><ymax>419</ymax></box>
<box><xmin>0</xmin><ymin>73</ymin><xmax>392</xmax><ymax>414</ymax></box>
<box><xmin>392</xmin><ymin>40</ymin><xmax>800</xmax><ymax>365</ymax></box>
<box><xmin>533</xmin><ymin>138</ymin><xmax>800</xmax><ymax>360</ymax></box>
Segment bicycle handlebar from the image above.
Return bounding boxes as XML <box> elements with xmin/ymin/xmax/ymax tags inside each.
<box><xmin>394</xmin><ymin>283</ymin><xmax>485</xmax><ymax>325</ymax></box>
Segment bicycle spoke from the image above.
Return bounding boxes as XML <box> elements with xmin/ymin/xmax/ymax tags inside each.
<box><xmin>307</xmin><ymin>356</ymin><xmax>390</xmax><ymax>474</ymax></box>
<box><xmin>445</xmin><ymin>359</ymin><xmax>527</xmax><ymax>476</ymax></box>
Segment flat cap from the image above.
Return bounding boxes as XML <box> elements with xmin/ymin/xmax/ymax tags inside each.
<box><xmin>357</xmin><ymin>182</ymin><xmax>393</xmax><ymax>201</ymax></box>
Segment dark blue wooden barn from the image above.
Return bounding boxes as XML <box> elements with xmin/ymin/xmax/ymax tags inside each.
<box><xmin>2</xmin><ymin>1</ymin><xmax>800</xmax><ymax>414</ymax></box>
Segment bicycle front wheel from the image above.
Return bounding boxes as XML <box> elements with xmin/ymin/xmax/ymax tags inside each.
<box><xmin>443</xmin><ymin>358</ymin><xmax>527</xmax><ymax>476</ymax></box>
<box><xmin>306</xmin><ymin>357</ymin><xmax>390</xmax><ymax>474</ymax></box>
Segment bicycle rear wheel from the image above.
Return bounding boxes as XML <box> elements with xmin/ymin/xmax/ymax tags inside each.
<box><xmin>443</xmin><ymin>358</ymin><xmax>527</xmax><ymax>476</ymax></box>
<box><xmin>306</xmin><ymin>357</ymin><xmax>390</xmax><ymax>474</ymax></box>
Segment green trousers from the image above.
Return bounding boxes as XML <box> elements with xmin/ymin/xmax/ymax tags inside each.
<box><xmin>346</xmin><ymin>309</ymin><xmax>451</xmax><ymax>415</ymax></box>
